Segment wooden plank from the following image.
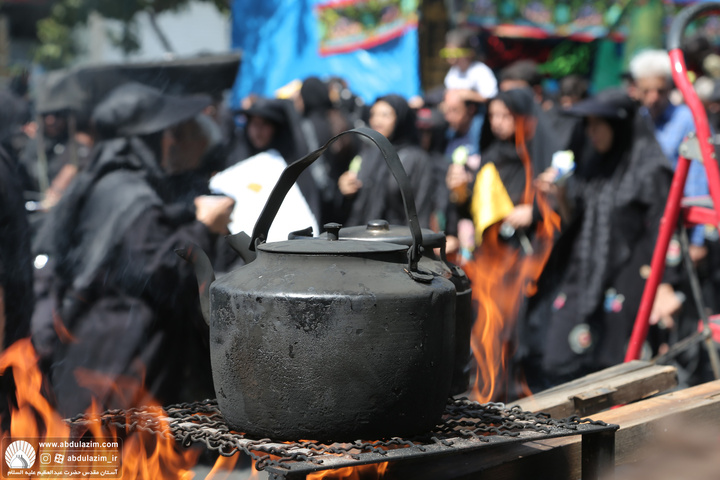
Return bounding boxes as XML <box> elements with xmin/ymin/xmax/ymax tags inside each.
<box><xmin>513</xmin><ymin>362</ymin><xmax>677</xmax><ymax>418</ymax></box>
<box><xmin>380</xmin><ymin>441</ymin><xmax>573</xmax><ymax>480</ymax></box>
<box><xmin>400</xmin><ymin>376</ymin><xmax>717</xmax><ymax>480</ymax></box>
<box><xmin>590</xmin><ymin>379</ymin><xmax>720</xmax><ymax>465</ymax></box>
<box><xmin>503</xmin><ymin>379</ymin><xmax>720</xmax><ymax>480</ymax></box>
<box><xmin>526</xmin><ymin>361</ymin><xmax>655</xmax><ymax>397</ymax></box>
<box><xmin>379</xmin><ymin>429</ymin><xmax>616</xmax><ymax>480</ymax></box>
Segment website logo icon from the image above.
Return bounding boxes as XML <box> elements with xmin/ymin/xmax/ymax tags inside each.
<box><xmin>5</xmin><ymin>440</ymin><xmax>36</xmax><ymax>470</ymax></box>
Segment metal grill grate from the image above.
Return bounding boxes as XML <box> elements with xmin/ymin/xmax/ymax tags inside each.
<box><xmin>67</xmin><ymin>398</ymin><xmax>617</xmax><ymax>478</ymax></box>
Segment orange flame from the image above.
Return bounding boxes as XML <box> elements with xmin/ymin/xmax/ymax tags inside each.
<box><xmin>1</xmin><ymin>339</ymin><xmax>67</xmax><ymax>440</ymax></box>
<box><xmin>464</xmin><ymin>116</ymin><xmax>561</xmax><ymax>403</ymax></box>
<box><xmin>205</xmin><ymin>454</ymin><xmax>240</xmax><ymax>480</ymax></box>
<box><xmin>0</xmin><ymin>338</ymin><xmax>228</xmax><ymax>479</ymax></box>
<box><xmin>307</xmin><ymin>461</ymin><xmax>389</xmax><ymax>479</ymax></box>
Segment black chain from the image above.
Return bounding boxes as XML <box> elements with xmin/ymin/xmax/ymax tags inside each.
<box><xmin>66</xmin><ymin>398</ymin><xmax>608</xmax><ymax>472</ymax></box>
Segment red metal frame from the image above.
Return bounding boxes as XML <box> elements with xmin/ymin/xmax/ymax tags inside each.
<box><xmin>625</xmin><ymin>48</ymin><xmax>720</xmax><ymax>361</ymax></box>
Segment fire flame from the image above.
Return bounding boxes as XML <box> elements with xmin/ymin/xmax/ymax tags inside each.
<box><xmin>205</xmin><ymin>454</ymin><xmax>240</xmax><ymax>480</ymax></box>
<box><xmin>0</xmin><ymin>339</ymin><xmax>394</xmax><ymax>479</ymax></box>
<box><xmin>307</xmin><ymin>461</ymin><xmax>389</xmax><ymax>479</ymax></box>
<box><xmin>0</xmin><ymin>338</ymin><xmax>203</xmax><ymax>479</ymax></box>
<box><xmin>463</xmin><ymin>116</ymin><xmax>561</xmax><ymax>403</ymax></box>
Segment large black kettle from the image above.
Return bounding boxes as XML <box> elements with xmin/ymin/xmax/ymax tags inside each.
<box><xmin>179</xmin><ymin>128</ymin><xmax>456</xmax><ymax>441</ymax></box>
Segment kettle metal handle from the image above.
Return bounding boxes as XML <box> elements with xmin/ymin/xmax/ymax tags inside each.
<box><xmin>248</xmin><ymin>127</ymin><xmax>426</xmax><ymax>275</ymax></box>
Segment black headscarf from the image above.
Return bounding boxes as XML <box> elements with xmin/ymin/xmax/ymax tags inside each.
<box><xmin>92</xmin><ymin>82</ymin><xmax>211</xmax><ymax>140</ymax></box>
<box><xmin>375</xmin><ymin>94</ymin><xmax>419</xmax><ymax>147</ymax></box>
<box><xmin>569</xmin><ymin>91</ymin><xmax>637</xmax><ymax>180</ymax></box>
<box><xmin>231</xmin><ymin>97</ymin><xmax>308</xmax><ymax>163</ymax></box>
<box><xmin>479</xmin><ymin>88</ymin><xmax>536</xmax><ymax>204</ymax></box>
<box><xmin>300</xmin><ymin>77</ymin><xmax>334</xmax><ymax>152</ymax></box>
<box><xmin>301</xmin><ymin>77</ymin><xmax>333</xmax><ymax>114</ymax></box>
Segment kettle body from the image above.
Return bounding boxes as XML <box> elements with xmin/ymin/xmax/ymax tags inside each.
<box><xmin>210</xmin><ymin>241</ymin><xmax>455</xmax><ymax>441</ymax></box>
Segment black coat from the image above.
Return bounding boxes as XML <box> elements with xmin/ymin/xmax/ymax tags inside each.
<box><xmin>343</xmin><ymin>94</ymin><xmax>436</xmax><ymax>228</ymax></box>
<box><xmin>521</xmin><ymin>116</ymin><xmax>673</xmax><ymax>384</ymax></box>
<box><xmin>0</xmin><ymin>147</ymin><xmax>33</xmax><ymax>348</ymax></box>
<box><xmin>31</xmin><ymin>137</ymin><xmax>215</xmax><ymax>416</ymax></box>
<box><xmin>344</xmin><ymin>143</ymin><xmax>436</xmax><ymax>228</ymax></box>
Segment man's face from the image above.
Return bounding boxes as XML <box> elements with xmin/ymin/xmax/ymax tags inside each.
<box><xmin>443</xmin><ymin>93</ymin><xmax>472</xmax><ymax>133</ymax></box>
<box><xmin>633</xmin><ymin>76</ymin><xmax>671</xmax><ymax>119</ymax></box>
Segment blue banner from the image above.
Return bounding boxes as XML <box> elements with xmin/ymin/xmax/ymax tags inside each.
<box><xmin>230</xmin><ymin>0</ymin><xmax>420</xmax><ymax>106</ymax></box>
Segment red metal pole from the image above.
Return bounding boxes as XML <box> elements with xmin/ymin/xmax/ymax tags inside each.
<box><xmin>624</xmin><ymin>156</ymin><xmax>689</xmax><ymax>361</ymax></box>
<box><xmin>625</xmin><ymin>48</ymin><xmax>720</xmax><ymax>361</ymax></box>
<box><xmin>669</xmin><ymin>50</ymin><xmax>720</xmax><ymax>214</ymax></box>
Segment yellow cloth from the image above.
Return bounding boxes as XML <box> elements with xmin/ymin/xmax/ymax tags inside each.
<box><xmin>470</xmin><ymin>163</ymin><xmax>515</xmax><ymax>245</ymax></box>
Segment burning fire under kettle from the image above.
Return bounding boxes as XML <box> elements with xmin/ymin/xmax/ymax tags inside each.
<box><xmin>178</xmin><ymin>128</ymin><xmax>457</xmax><ymax>442</ymax></box>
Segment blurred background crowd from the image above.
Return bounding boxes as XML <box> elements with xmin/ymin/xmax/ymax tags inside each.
<box><xmin>3</xmin><ymin>0</ymin><xmax>720</xmax><ymax>417</ymax></box>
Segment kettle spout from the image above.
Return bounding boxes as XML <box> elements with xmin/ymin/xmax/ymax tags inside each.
<box><xmin>176</xmin><ymin>243</ymin><xmax>215</xmax><ymax>326</ymax></box>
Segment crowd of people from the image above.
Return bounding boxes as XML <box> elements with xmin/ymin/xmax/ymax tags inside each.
<box><xmin>1</xmin><ymin>28</ymin><xmax>720</xmax><ymax>417</ymax></box>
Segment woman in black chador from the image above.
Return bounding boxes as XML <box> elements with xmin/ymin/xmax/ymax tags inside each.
<box><xmin>227</xmin><ymin>97</ymin><xmax>321</xmax><ymax>224</ymax></box>
<box><xmin>445</xmin><ymin>88</ymin><xmax>557</xmax><ymax>256</ymax></box>
<box><xmin>338</xmin><ymin>94</ymin><xmax>435</xmax><ymax>227</ymax></box>
<box><xmin>475</xmin><ymin>88</ymin><xmax>555</xmax><ymax>237</ymax></box>
<box><xmin>522</xmin><ymin>90</ymin><xmax>679</xmax><ymax>388</ymax></box>
<box><xmin>31</xmin><ymin>83</ymin><xmax>234</xmax><ymax>416</ymax></box>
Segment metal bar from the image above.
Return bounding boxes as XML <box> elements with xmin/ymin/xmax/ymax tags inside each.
<box><xmin>678</xmin><ymin>224</ymin><xmax>720</xmax><ymax>379</ymax></box>
<box><xmin>667</xmin><ymin>12</ymin><xmax>720</xmax><ymax>380</ymax></box>
<box><xmin>264</xmin><ymin>424</ymin><xmax>618</xmax><ymax>478</ymax></box>
<box><xmin>683</xmin><ymin>206</ymin><xmax>717</xmax><ymax>226</ymax></box>
<box><xmin>266</xmin><ymin>426</ymin><xmax>618</xmax><ymax>480</ymax></box>
<box><xmin>581</xmin><ymin>429</ymin><xmax>615</xmax><ymax>480</ymax></box>
<box><xmin>669</xmin><ymin>49</ymin><xmax>720</xmax><ymax>225</ymax></box>
<box><xmin>625</xmin><ymin>154</ymin><xmax>689</xmax><ymax>361</ymax></box>
<box><xmin>68</xmin><ymin>399</ymin><xmax>618</xmax><ymax>479</ymax></box>
<box><xmin>653</xmin><ymin>330</ymin><xmax>707</xmax><ymax>364</ymax></box>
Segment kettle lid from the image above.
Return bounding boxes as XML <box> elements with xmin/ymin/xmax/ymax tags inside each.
<box><xmin>333</xmin><ymin>219</ymin><xmax>446</xmax><ymax>249</ymax></box>
<box><xmin>257</xmin><ymin>238</ymin><xmax>407</xmax><ymax>255</ymax></box>
<box><xmin>258</xmin><ymin>223</ymin><xmax>407</xmax><ymax>255</ymax></box>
